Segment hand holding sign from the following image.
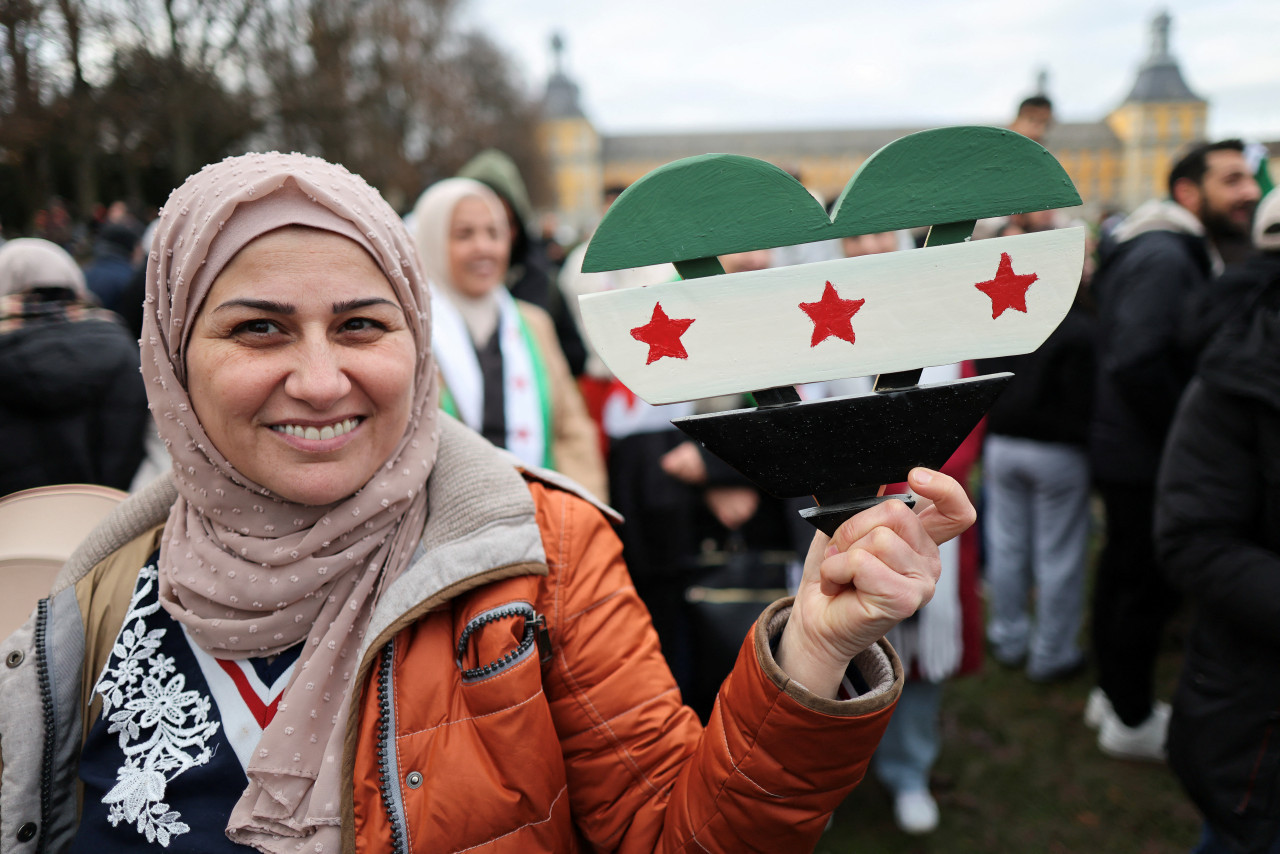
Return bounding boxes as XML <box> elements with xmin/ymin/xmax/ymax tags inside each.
<box><xmin>778</xmin><ymin>467</ymin><xmax>976</xmax><ymax>698</ymax></box>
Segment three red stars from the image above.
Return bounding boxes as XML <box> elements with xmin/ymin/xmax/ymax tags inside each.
<box><xmin>799</xmin><ymin>281</ymin><xmax>865</xmax><ymax>347</ymax></box>
<box><xmin>629</xmin><ymin>256</ymin><xmax>1038</xmax><ymax>368</ymax></box>
<box><xmin>975</xmin><ymin>252</ymin><xmax>1038</xmax><ymax>319</ymax></box>
<box><xmin>631</xmin><ymin>302</ymin><xmax>695</xmax><ymax>364</ymax></box>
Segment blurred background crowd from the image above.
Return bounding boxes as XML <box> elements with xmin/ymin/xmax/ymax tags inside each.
<box><xmin>2</xmin><ymin>3</ymin><xmax>1279</xmax><ymax>851</ymax></box>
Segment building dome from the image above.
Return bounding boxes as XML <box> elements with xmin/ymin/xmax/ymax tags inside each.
<box><xmin>1123</xmin><ymin>10</ymin><xmax>1204</xmax><ymax>103</ymax></box>
<box><xmin>542</xmin><ymin>33</ymin><xmax>585</xmax><ymax>119</ymax></box>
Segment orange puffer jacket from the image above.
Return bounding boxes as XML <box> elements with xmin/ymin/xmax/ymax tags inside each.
<box><xmin>347</xmin><ymin>478</ymin><xmax>902</xmax><ymax>853</ymax></box>
<box><xmin>0</xmin><ymin>418</ymin><xmax>901</xmax><ymax>853</ymax></box>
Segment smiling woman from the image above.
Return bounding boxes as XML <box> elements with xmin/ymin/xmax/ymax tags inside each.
<box><xmin>186</xmin><ymin>227</ymin><xmax>417</xmax><ymax>506</ymax></box>
<box><xmin>411</xmin><ymin>177</ymin><xmax>607</xmax><ymax>500</ymax></box>
<box><xmin>0</xmin><ymin>151</ymin><xmax>977</xmax><ymax>854</ymax></box>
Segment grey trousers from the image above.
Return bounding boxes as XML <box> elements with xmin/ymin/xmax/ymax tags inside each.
<box><xmin>983</xmin><ymin>434</ymin><xmax>1091</xmax><ymax>678</ymax></box>
<box><xmin>872</xmin><ymin>679</ymin><xmax>944</xmax><ymax>795</ymax></box>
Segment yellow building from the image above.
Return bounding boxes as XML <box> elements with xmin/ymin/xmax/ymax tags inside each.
<box><xmin>538</xmin><ymin>34</ymin><xmax>603</xmax><ymax>236</ymax></box>
<box><xmin>539</xmin><ymin>12</ymin><xmax>1224</xmax><ymax>234</ymax></box>
<box><xmin>1103</xmin><ymin>11</ymin><xmax>1207</xmax><ymax>207</ymax></box>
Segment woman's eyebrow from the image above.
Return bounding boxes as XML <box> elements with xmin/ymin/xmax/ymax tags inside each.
<box><xmin>332</xmin><ymin>297</ymin><xmax>399</xmax><ymax>313</ymax></box>
<box><xmin>213</xmin><ymin>298</ymin><xmax>295</xmax><ymax>314</ymax></box>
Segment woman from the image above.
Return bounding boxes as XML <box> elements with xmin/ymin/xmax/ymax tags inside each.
<box><xmin>411</xmin><ymin>177</ymin><xmax>606</xmax><ymax>500</ymax></box>
<box><xmin>0</xmin><ymin>152</ymin><xmax>973</xmax><ymax>853</ymax></box>
<box><xmin>0</xmin><ymin>238</ymin><xmax>148</xmax><ymax>495</ymax></box>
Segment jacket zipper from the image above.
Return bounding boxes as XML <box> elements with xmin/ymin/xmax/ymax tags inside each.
<box><xmin>34</xmin><ymin>597</ymin><xmax>54</xmax><ymax>854</ymax></box>
<box><xmin>454</xmin><ymin>602</ymin><xmax>551</xmax><ymax>683</ymax></box>
<box><xmin>375</xmin><ymin>640</ymin><xmax>409</xmax><ymax>854</ymax></box>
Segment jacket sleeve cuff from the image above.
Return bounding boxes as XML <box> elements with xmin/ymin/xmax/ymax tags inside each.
<box><xmin>754</xmin><ymin>597</ymin><xmax>902</xmax><ymax>717</ymax></box>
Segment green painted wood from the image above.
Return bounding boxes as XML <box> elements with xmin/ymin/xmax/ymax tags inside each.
<box><xmin>674</xmin><ymin>256</ymin><xmax>726</xmax><ymax>280</ymax></box>
<box><xmin>828</xmin><ymin>127</ymin><xmax>1081</xmax><ymax>236</ymax></box>
<box><xmin>581</xmin><ymin>126</ymin><xmax>1082</xmax><ymax>273</ymax></box>
<box><xmin>924</xmin><ymin>219</ymin><xmax>978</xmax><ymax>248</ymax></box>
<box><xmin>583</xmin><ymin>154</ymin><xmax>829</xmax><ymax>273</ymax></box>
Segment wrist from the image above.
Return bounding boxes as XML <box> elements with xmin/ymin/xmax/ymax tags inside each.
<box><xmin>775</xmin><ymin>619</ymin><xmax>856</xmax><ymax>701</ymax></box>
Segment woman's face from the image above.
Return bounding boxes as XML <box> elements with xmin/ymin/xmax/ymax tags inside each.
<box><xmin>446</xmin><ymin>195</ymin><xmax>509</xmax><ymax>298</ymax></box>
<box><xmin>186</xmin><ymin>227</ymin><xmax>417</xmax><ymax>506</ymax></box>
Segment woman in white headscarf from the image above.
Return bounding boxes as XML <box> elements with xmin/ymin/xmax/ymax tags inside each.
<box><xmin>411</xmin><ymin>177</ymin><xmax>606</xmax><ymax>500</ymax></box>
<box><xmin>0</xmin><ymin>238</ymin><xmax>148</xmax><ymax>494</ymax></box>
<box><xmin>0</xmin><ymin>152</ymin><xmax>974</xmax><ymax>854</ymax></box>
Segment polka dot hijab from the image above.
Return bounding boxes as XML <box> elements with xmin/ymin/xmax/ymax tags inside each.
<box><xmin>140</xmin><ymin>152</ymin><xmax>438</xmax><ymax>852</ymax></box>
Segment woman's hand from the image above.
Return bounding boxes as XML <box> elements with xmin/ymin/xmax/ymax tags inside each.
<box><xmin>775</xmin><ymin>468</ymin><xmax>976</xmax><ymax>699</ymax></box>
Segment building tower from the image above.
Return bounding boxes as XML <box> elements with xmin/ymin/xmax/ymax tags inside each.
<box><xmin>537</xmin><ymin>33</ymin><xmax>602</xmax><ymax>236</ymax></box>
<box><xmin>1106</xmin><ymin>10</ymin><xmax>1208</xmax><ymax>210</ymax></box>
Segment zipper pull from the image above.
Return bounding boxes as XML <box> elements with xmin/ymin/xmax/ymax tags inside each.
<box><xmin>529</xmin><ymin>614</ymin><xmax>552</xmax><ymax>663</ymax></box>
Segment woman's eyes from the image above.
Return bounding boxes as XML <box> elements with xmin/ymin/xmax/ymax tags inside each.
<box><xmin>340</xmin><ymin>317</ymin><xmax>389</xmax><ymax>334</ymax></box>
<box><xmin>228</xmin><ymin>316</ymin><xmax>389</xmax><ymax>340</ymax></box>
<box><xmin>231</xmin><ymin>318</ymin><xmax>283</xmax><ymax>337</ymax></box>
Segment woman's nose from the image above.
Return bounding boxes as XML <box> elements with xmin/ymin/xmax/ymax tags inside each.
<box><xmin>284</xmin><ymin>339</ymin><xmax>352</xmax><ymax>409</ymax></box>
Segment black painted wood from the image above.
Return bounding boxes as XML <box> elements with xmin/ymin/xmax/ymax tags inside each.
<box><xmin>673</xmin><ymin>374</ymin><xmax>1012</xmax><ymax>520</ymax></box>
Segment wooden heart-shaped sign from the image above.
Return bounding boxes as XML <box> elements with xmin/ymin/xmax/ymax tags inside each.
<box><xmin>575</xmin><ymin>125</ymin><xmax>1086</xmax><ymax>532</ymax></box>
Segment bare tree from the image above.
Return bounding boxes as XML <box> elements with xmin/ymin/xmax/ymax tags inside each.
<box><xmin>1</xmin><ymin>0</ymin><xmax>59</xmax><ymax>229</ymax></box>
<box><xmin>251</xmin><ymin>0</ymin><xmax>545</xmax><ymax>211</ymax></box>
<box><xmin>0</xmin><ymin>0</ymin><xmax>545</xmax><ymax>231</ymax></box>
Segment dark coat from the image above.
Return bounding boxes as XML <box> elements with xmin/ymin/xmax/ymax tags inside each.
<box><xmin>1090</xmin><ymin>228</ymin><xmax>1212</xmax><ymax>483</ymax></box>
<box><xmin>0</xmin><ymin>317</ymin><xmax>148</xmax><ymax>494</ymax></box>
<box><xmin>977</xmin><ymin>296</ymin><xmax>1096</xmax><ymax>446</ymax></box>
<box><xmin>82</xmin><ymin>236</ymin><xmax>137</xmax><ymax>314</ymax></box>
<box><xmin>1182</xmin><ymin>252</ymin><xmax>1280</xmax><ymax>365</ymax></box>
<box><xmin>1155</xmin><ymin>256</ymin><xmax>1280</xmax><ymax>853</ymax></box>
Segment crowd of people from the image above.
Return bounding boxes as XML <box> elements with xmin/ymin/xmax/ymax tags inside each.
<box><xmin>0</xmin><ymin>94</ymin><xmax>1277</xmax><ymax>852</ymax></box>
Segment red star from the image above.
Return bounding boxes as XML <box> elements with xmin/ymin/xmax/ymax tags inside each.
<box><xmin>799</xmin><ymin>281</ymin><xmax>865</xmax><ymax>347</ymax></box>
<box><xmin>975</xmin><ymin>252</ymin><xmax>1038</xmax><ymax>319</ymax></box>
<box><xmin>631</xmin><ymin>302</ymin><xmax>695</xmax><ymax>365</ymax></box>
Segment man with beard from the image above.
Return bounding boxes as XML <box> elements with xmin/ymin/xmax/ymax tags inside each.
<box><xmin>1086</xmin><ymin>139</ymin><xmax>1260</xmax><ymax>761</ymax></box>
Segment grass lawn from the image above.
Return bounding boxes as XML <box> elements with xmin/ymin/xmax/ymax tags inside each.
<box><xmin>819</xmin><ymin>595</ymin><xmax>1200</xmax><ymax>853</ymax></box>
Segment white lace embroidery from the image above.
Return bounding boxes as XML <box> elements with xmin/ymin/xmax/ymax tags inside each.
<box><xmin>93</xmin><ymin>563</ymin><xmax>220</xmax><ymax>847</ymax></box>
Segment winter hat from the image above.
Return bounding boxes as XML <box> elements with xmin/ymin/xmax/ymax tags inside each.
<box><xmin>1255</xmin><ymin>188</ymin><xmax>1280</xmax><ymax>253</ymax></box>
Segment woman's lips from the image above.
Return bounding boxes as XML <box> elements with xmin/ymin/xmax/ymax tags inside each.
<box><xmin>269</xmin><ymin>416</ymin><xmax>364</xmax><ymax>450</ymax></box>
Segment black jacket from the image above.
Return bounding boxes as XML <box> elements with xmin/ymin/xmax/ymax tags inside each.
<box><xmin>1155</xmin><ymin>254</ymin><xmax>1280</xmax><ymax>853</ymax></box>
<box><xmin>1182</xmin><ymin>252</ymin><xmax>1280</xmax><ymax>366</ymax></box>
<box><xmin>977</xmin><ymin>296</ymin><xmax>1096</xmax><ymax>446</ymax></box>
<box><xmin>1090</xmin><ymin>223</ymin><xmax>1213</xmax><ymax>483</ymax></box>
<box><xmin>0</xmin><ymin>317</ymin><xmax>149</xmax><ymax>495</ymax></box>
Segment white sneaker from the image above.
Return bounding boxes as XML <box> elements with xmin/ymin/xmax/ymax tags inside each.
<box><xmin>893</xmin><ymin>789</ymin><xmax>940</xmax><ymax>835</ymax></box>
<box><xmin>1084</xmin><ymin>687</ymin><xmax>1112</xmax><ymax>730</ymax></box>
<box><xmin>1097</xmin><ymin>701</ymin><xmax>1171</xmax><ymax>761</ymax></box>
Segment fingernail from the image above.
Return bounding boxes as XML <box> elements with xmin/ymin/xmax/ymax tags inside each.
<box><xmin>912</xmin><ymin>469</ymin><xmax>933</xmax><ymax>485</ymax></box>
<box><xmin>825</xmin><ymin>544</ymin><xmax>839</xmax><ymax>558</ymax></box>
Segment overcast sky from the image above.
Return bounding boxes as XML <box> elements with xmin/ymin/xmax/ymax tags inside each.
<box><xmin>463</xmin><ymin>0</ymin><xmax>1280</xmax><ymax>142</ymax></box>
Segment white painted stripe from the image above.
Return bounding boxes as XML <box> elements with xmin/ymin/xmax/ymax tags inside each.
<box><xmin>578</xmin><ymin>228</ymin><xmax>1085</xmax><ymax>404</ymax></box>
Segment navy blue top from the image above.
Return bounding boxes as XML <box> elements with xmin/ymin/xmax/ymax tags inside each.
<box><xmin>70</xmin><ymin>553</ymin><xmax>301</xmax><ymax>852</ymax></box>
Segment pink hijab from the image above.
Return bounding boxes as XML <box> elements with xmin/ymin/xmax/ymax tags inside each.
<box><xmin>141</xmin><ymin>152</ymin><xmax>438</xmax><ymax>851</ymax></box>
